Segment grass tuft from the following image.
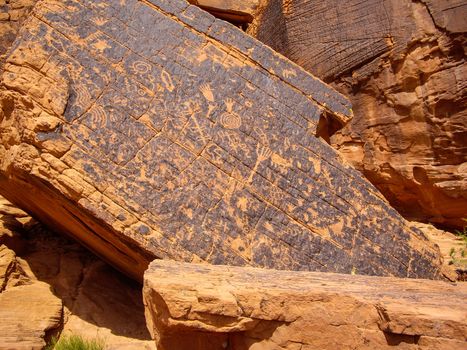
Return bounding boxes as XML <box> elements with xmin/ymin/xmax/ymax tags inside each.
<box><xmin>47</xmin><ymin>334</ymin><xmax>105</xmax><ymax>350</ymax></box>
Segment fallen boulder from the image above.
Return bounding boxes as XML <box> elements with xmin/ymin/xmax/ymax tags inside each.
<box><xmin>0</xmin><ymin>0</ymin><xmax>442</xmax><ymax>280</ymax></box>
<box><xmin>143</xmin><ymin>259</ymin><xmax>467</xmax><ymax>350</ymax></box>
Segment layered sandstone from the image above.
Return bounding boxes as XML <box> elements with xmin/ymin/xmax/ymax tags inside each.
<box><xmin>0</xmin><ymin>196</ymin><xmax>155</xmax><ymax>349</ymax></box>
<box><xmin>0</xmin><ymin>0</ymin><xmax>445</xmax><ymax>280</ymax></box>
<box><xmin>249</xmin><ymin>0</ymin><xmax>467</xmax><ymax>229</ymax></box>
<box><xmin>144</xmin><ymin>259</ymin><xmax>467</xmax><ymax>350</ymax></box>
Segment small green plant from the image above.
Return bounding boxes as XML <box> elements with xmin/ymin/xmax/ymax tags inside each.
<box><xmin>449</xmin><ymin>219</ymin><xmax>467</xmax><ymax>266</ymax></box>
<box><xmin>46</xmin><ymin>334</ymin><xmax>105</xmax><ymax>350</ymax></box>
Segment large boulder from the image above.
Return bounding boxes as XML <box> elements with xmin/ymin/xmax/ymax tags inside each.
<box><xmin>0</xmin><ymin>0</ymin><xmax>443</xmax><ymax>280</ymax></box>
<box><xmin>143</xmin><ymin>260</ymin><xmax>467</xmax><ymax>350</ymax></box>
<box><xmin>249</xmin><ymin>0</ymin><xmax>467</xmax><ymax>229</ymax></box>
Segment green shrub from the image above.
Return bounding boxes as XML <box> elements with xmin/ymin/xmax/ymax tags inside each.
<box><xmin>47</xmin><ymin>334</ymin><xmax>105</xmax><ymax>350</ymax></box>
<box><xmin>450</xmin><ymin>218</ymin><xmax>467</xmax><ymax>266</ymax></box>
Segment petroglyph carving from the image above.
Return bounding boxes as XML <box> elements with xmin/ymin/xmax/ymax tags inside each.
<box><xmin>220</xmin><ymin>98</ymin><xmax>241</xmax><ymax>130</ymax></box>
<box><xmin>247</xmin><ymin>144</ymin><xmax>273</xmax><ymax>183</ymax></box>
<box><xmin>0</xmin><ymin>0</ymin><xmax>443</xmax><ymax>282</ymax></box>
<box><xmin>72</xmin><ymin>85</ymin><xmax>92</xmax><ymax>109</ymax></box>
<box><xmin>200</xmin><ymin>84</ymin><xmax>215</xmax><ymax>102</ymax></box>
<box><xmin>161</xmin><ymin>69</ymin><xmax>174</xmax><ymax>92</ymax></box>
<box><xmin>91</xmin><ymin>16</ymin><xmax>108</xmax><ymax>26</ymax></box>
<box><xmin>132</xmin><ymin>60</ymin><xmax>152</xmax><ymax>75</ymax></box>
<box><xmin>282</xmin><ymin>68</ymin><xmax>297</xmax><ymax>78</ymax></box>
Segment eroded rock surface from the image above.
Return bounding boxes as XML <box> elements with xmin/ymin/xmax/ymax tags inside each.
<box><xmin>249</xmin><ymin>0</ymin><xmax>467</xmax><ymax>229</ymax></box>
<box><xmin>0</xmin><ymin>196</ymin><xmax>155</xmax><ymax>350</ymax></box>
<box><xmin>0</xmin><ymin>0</ymin><xmax>37</xmax><ymax>64</ymax></box>
<box><xmin>144</xmin><ymin>259</ymin><xmax>467</xmax><ymax>350</ymax></box>
<box><xmin>0</xmin><ymin>0</ymin><xmax>445</xmax><ymax>280</ymax></box>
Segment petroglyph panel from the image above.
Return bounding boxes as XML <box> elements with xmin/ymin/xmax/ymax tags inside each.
<box><xmin>0</xmin><ymin>0</ymin><xmax>443</xmax><ymax>280</ymax></box>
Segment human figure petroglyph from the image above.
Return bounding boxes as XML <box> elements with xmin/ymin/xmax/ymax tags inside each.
<box><xmin>247</xmin><ymin>144</ymin><xmax>272</xmax><ymax>183</ymax></box>
<box><xmin>220</xmin><ymin>98</ymin><xmax>241</xmax><ymax>130</ymax></box>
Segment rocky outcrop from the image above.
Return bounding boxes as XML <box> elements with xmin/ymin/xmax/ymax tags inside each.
<box><xmin>0</xmin><ymin>281</ymin><xmax>63</xmax><ymax>349</ymax></box>
<box><xmin>0</xmin><ymin>0</ymin><xmax>446</xmax><ymax>280</ymax></box>
<box><xmin>249</xmin><ymin>0</ymin><xmax>467</xmax><ymax>229</ymax></box>
<box><xmin>0</xmin><ymin>0</ymin><xmax>37</xmax><ymax>64</ymax></box>
<box><xmin>0</xmin><ymin>196</ymin><xmax>155</xmax><ymax>349</ymax></box>
<box><xmin>144</xmin><ymin>259</ymin><xmax>467</xmax><ymax>350</ymax></box>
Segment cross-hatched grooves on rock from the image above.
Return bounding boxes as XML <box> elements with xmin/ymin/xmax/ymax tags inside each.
<box><xmin>0</xmin><ymin>0</ymin><xmax>443</xmax><ymax>281</ymax></box>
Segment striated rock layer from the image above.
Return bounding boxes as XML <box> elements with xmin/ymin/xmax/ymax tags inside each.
<box><xmin>0</xmin><ymin>196</ymin><xmax>155</xmax><ymax>349</ymax></box>
<box><xmin>144</xmin><ymin>260</ymin><xmax>467</xmax><ymax>350</ymax></box>
<box><xmin>249</xmin><ymin>0</ymin><xmax>467</xmax><ymax>229</ymax></box>
<box><xmin>0</xmin><ymin>0</ymin><xmax>444</xmax><ymax>280</ymax></box>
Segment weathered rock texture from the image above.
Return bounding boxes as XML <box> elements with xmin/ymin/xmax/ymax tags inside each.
<box><xmin>187</xmin><ymin>0</ymin><xmax>258</xmax><ymax>24</ymax></box>
<box><xmin>0</xmin><ymin>0</ymin><xmax>37</xmax><ymax>64</ymax></box>
<box><xmin>144</xmin><ymin>260</ymin><xmax>467</xmax><ymax>350</ymax></box>
<box><xmin>0</xmin><ymin>196</ymin><xmax>155</xmax><ymax>349</ymax></box>
<box><xmin>0</xmin><ymin>0</ymin><xmax>445</xmax><ymax>281</ymax></box>
<box><xmin>249</xmin><ymin>0</ymin><xmax>467</xmax><ymax>229</ymax></box>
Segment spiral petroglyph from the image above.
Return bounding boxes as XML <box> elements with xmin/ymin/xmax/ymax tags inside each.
<box><xmin>220</xmin><ymin>112</ymin><xmax>241</xmax><ymax>130</ymax></box>
<box><xmin>132</xmin><ymin>60</ymin><xmax>152</xmax><ymax>75</ymax></box>
<box><xmin>220</xmin><ymin>98</ymin><xmax>241</xmax><ymax>129</ymax></box>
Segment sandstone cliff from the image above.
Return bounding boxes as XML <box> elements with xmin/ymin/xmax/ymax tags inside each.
<box><xmin>0</xmin><ymin>196</ymin><xmax>155</xmax><ymax>349</ymax></box>
<box><xmin>249</xmin><ymin>0</ymin><xmax>467</xmax><ymax>229</ymax></box>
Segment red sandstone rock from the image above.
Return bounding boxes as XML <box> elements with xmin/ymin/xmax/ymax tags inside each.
<box><xmin>249</xmin><ymin>0</ymin><xmax>467</xmax><ymax>229</ymax></box>
<box><xmin>143</xmin><ymin>259</ymin><xmax>467</xmax><ymax>350</ymax></box>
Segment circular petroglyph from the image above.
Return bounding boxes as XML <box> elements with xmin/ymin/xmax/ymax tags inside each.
<box><xmin>220</xmin><ymin>112</ymin><xmax>241</xmax><ymax>130</ymax></box>
<box><xmin>132</xmin><ymin>60</ymin><xmax>152</xmax><ymax>74</ymax></box>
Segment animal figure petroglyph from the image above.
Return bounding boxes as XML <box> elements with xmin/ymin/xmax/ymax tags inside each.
<box><xmin>282</xmin><ymin>68</ymin><xmax>297</xmax><ymax>78</ymax></box>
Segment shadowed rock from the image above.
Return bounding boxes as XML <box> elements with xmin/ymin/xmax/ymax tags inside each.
<box><xmin>143</xmin><ymin>260</ymin><xmax>467</xmax><ymax>350</ymax></box>
<box><xmin>0</xmin><ymin>0</ymin><xmax>443</xmax><ymax>280</ymax></box>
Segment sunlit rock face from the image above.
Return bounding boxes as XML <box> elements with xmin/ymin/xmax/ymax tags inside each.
<box><xmin>0</xmin><ymin>0</ymin><xmax>443</xmax><ymax>280</ymax></box>
<box><xmin>249</xmin><ymin>0</ymin><xmax>467</xmax><ymax>230</ymax></box>
<box><xmin>143</xmin><ymin>260</ymin><xmax>467</xmax><ymax>350</ymax></box>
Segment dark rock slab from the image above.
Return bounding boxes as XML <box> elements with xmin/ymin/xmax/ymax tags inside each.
<box><xmin>0</xmin><ymin>0</ymin><xmax>442</xmax><ymax>280</ymax></box>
